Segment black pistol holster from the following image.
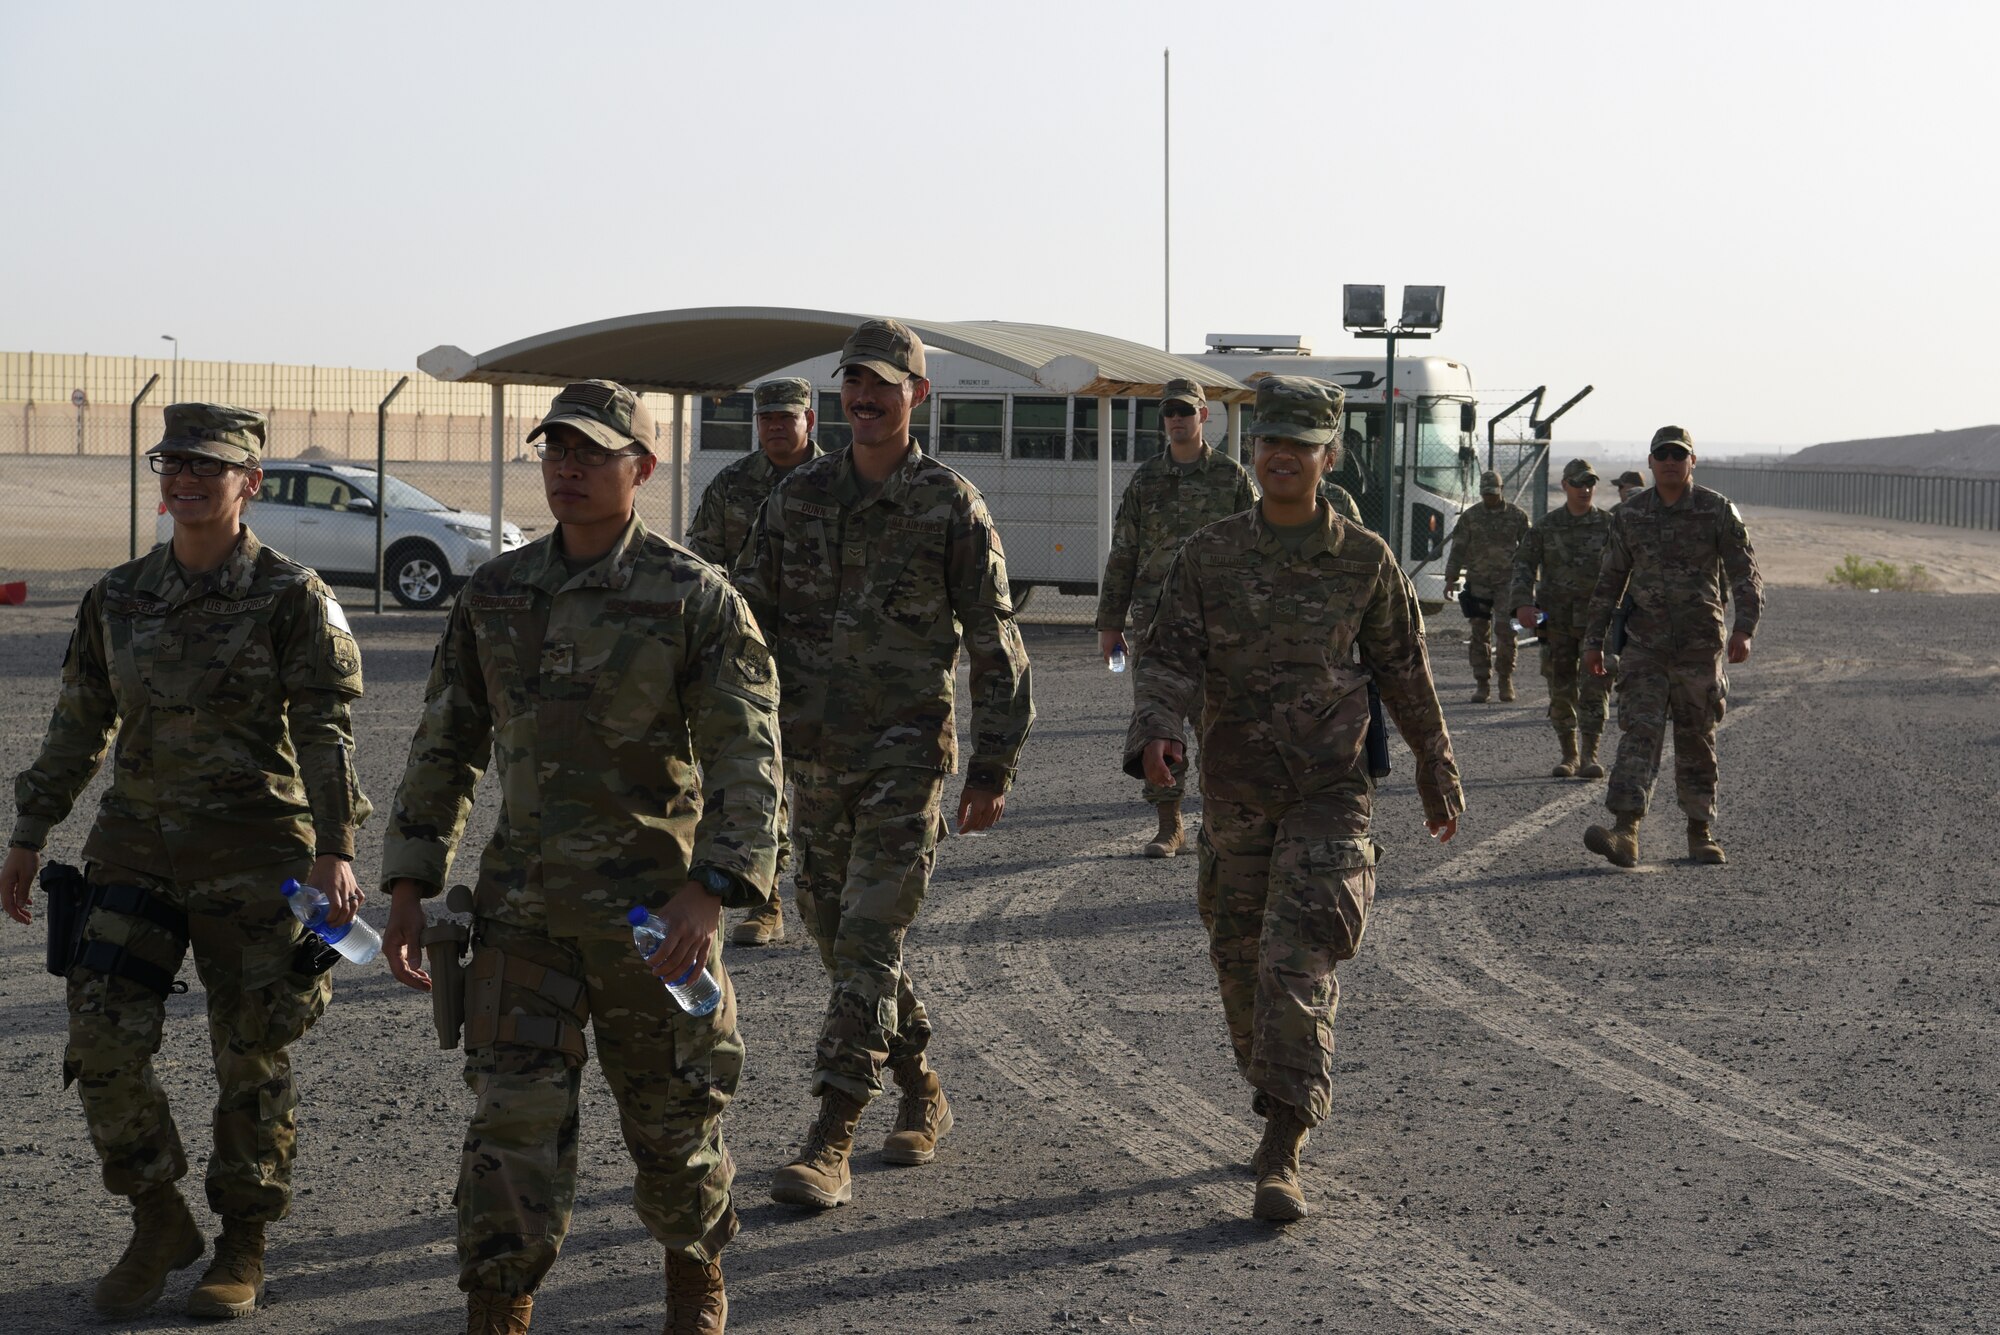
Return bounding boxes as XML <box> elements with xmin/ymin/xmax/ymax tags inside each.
<box><xmin>422</xmin><ymin>885</ymin><xmax>475</xmax><ymax>1049</ymax></box>
<box><xmin>69</xmin><ymin>875</ymin><xmax>190</xmax><ymax>996</ymax></box>
<box><xmin>41</xmin><ymin>861</ymin><xmax>91</xmax><ymax>978</ymax></box>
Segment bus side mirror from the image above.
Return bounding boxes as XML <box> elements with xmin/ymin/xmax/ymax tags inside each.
<box><xmin>1459</xmin><ymin>402</ymin><xmax>1477</xmax><ymax>435</ymax></box>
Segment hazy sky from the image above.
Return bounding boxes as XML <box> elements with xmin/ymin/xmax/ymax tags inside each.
<box><xmin>3</xmin><ymin>0</ymin><xmax>1994</xmax><ymax>447</ymax></box>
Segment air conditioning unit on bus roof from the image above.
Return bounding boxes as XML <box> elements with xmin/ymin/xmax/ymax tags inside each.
<box><xmin>1205</xmin><ymin>334</ymin><xmax>1310</xmax><ymax>355</ymax></box>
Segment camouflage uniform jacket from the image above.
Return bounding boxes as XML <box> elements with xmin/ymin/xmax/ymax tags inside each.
<box><xmin>10</xmin><ymin>529</ymin><xmax>369</xmax><ymax>876</ymax></box>
<box><xmin>1444</xmin><ymin>501</ymin><xmax>1531</xmax><ymax>602</ymax></box>
<box><xmin>735</xmin><ymin>440</ymin><xmax>1034</xmax><ymax>793</ymax></box>
<box><xmin>1583</xmin><ymin>484</ymin><xmax>1763</xmax><ymax>657</ymax></box>
<box><xmin>1094</xmin><ymin>445</ymin><xmax>1256</xmax><ymax>634</ymax></box>
<box><xmin>1508</xmin><ymin>504</ymin><xmax>1615</xmax><ymax>637</ymax></box>
<box><xmin>1124</xmin><ymin>505</ymin><xmax>1464</xmax><ymax>823</ymax></box>
<box><xmin>1320</xmin><ymin>480</ymin><xmax>1365</xmax><ymax>528</ymax></box>
<box><xmin>685</xmin><ymin>442</ymin><xmax>824</xmax><ymax>570</ymax></box>
<box><xmin>380</xmin><ymin>514</ymin><xmax>781</xmax><ymax>938</ymax></box>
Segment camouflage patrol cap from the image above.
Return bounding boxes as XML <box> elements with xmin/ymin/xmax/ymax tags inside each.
<box><xmin>837</xmin><ymin>318</ymin><xmax>927</xmax><ymax>384</ymax></box>
<box><xmin>1246</xmin><ymin>375</ymin><xmax>1344</xmax><ymax>445</ymax></box>
<box><xmin>1479</xmin><ymin>469</ymin><xmax>1504</xmax><ymax>495</ymax></box>
<box><xmin>1161</xmin><ymin>377</ymin><xmax>1206</xmax><ymax>410</ymax></box>
<box><xmin>149</xmin><ymin>402</ymin><xmax>267</xmax><ymax>465</ymax></box>
<box><xmin>1562</xmin><ymin>458</ymin><xmax>1599</xmax><ymax>485</ymax></box>
<box><xmin>1649</xmin><ymin>424</ymin><xmax>1695</xmax><ymax>453</ymax></box>
<box><xmin>1613</xmin><ymin>469</ymin><xmax>1645</xmax><ymax>489</ymax></box>
<box><xmin>753</xmin><ymin>377</ymin><xmax>814</xmax><ymax>416</ymax></box>
<box><xmin>528</xmin><ymin>379</ymin><xmax>657</xmax><ymax>454</ymax></box>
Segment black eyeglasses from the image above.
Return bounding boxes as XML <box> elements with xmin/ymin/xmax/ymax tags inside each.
<box><xmin>1160</xmin><ymin>403</ymin><xmax>1198</xmax><ymax>419</ymax></box>
<box><xmin>149</xmin><ymin>456</ymin><xmax>238</xmax><ymax>477</ymax></box>
<box><xmin>1649</xmin><ymin>445</ymin><xmax>1691</xmax><ymax>462</ymax></box>
<box><xmin>534</xmin><ymin>440</ymin><xmax>645</xmax><ymax>467</ymax></box>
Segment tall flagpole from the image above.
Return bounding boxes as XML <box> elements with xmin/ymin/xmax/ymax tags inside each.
<box><xmin>1163</xmin><ymin>48</ymin><xmax>1171</xmax><ymax>352</ymax></box>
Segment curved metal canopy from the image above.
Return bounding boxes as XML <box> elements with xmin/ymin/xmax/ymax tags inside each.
<box><xmin>418</xmin><ymin>306</ymin><xmax>1253</xmax><ymax>403</ymax></box>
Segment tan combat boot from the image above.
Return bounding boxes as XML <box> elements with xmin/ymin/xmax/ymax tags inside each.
<box><xmin>730</xmin><ymin>897</ymin><xmax>784</xmax><ymax>947</ymax></box>
<box><xmin>663</xmin><ymin>1252</ymin><xmax>727</xmax><ymax>1335</ymax></box>
<box><xmin>92</xmin><ymin>1182</ymin><xmax>205</xmax><ymax>1319</ymax></box>
<box><xmin>1584</xmin><ymin>814</ymin><xmax>1642</xmax><ymax>868</ymax></box>
<box><xmin>1551</xmin><ymin>730</ymin><xmax>1579</xmax><ymax>778</ymax></box>
<box><xmin>1251</xmin><ymin>1103</ymin><xmax>1311</xmax><ymax>1223</ymax></box>
<box><xmin>1498</xmin><ymin>673</ymin><xmax>1516</xmax><ymax>702</ymax></box>
<box><xmin>1470</xmin><ymin>678</ymin><xmax>1491</xmax><ymax>704</ymax></box>
<box><xmin>770</xmin><ymin>1089</ymin><xmax>865</xmax><ymax>1209</ymax></box>
<box><xmin>186</xmin><ymin>1217</ymin><xmax>264</xmax><ymax>1318</ymax></box>
<box><xmin>1144</xmin><ymin>801</ymin><xmax>1185</xmax><ymax>859</ymax></box>
<box><xmin>1577</xmin><ymin>732</ymin><xmax>1606</xmax><ymax>779</ymax></box>
<box><xmin>1688</xmin><ymin>819</ymin><xmax>1727</xmax><ymax>864</ymax></box>
<box><xmin>467</xmin><ymin>1292</ymin><xmax>534</xmax><ymax>1334</ymax></box>
<box><xmin>882</xmin><ymin>1055</ymin><xmax>954</xmax><ymax>1166</ymax></box>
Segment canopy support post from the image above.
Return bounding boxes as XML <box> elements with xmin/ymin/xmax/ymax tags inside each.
<box><xmin>1097</xmin><ymin>393</ymin><xmax>1115</xmax><ymax>576</ymax></box>
<box><xmin>489</xmin><ymin>383</ymin><xmax>505</xmax><ymax>558</ymax></box>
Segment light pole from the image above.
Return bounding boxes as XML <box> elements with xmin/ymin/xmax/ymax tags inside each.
<box><xmin>159</xmin><ymin>335</ymin><xmax>179</xmax><ymax>401</ymax></box>
<box><xmin>1342</xmin><ymin>284</ymin><xmax>1445</xmax><ymax>555</ymax></box>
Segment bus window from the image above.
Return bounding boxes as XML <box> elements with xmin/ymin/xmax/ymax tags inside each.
<box><xmin>1133</xmin><ymin>399</ymin><xmax>1165</xmax><ymax>463</ymax></box>
<box><xmin>817</xmin><ymin>391</ymin><xmax>852</xmax><ymax>452</ymax></box>
<box><xmin>1072</xmin><ymin>397</ymin><xmax>1131</xmax><ymax>462</ymax></box>
<box><xmin>1413</xmin><ymin>399</ymin><xmax>1475</xmax><ymax>501</ymax></box>
<box><xmin>939</xmin><ymin>397</ymin><xmax>1002</xmax><ymax>454</ymax></box>
<box><xmin>700</xmin><ymin>393</ymin><xmax>754</xmax><ymax>452</ymax></box>
<box><xmin>1012</xmin><ymin>396</ymin><xmax>1066</xmax><ymax>460</ymax></box>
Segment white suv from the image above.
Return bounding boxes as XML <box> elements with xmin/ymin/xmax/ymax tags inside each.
<box><xmin>156</xmin><ymin>461</ymin><xmax>526</xmax><ymax>608</ymax></box>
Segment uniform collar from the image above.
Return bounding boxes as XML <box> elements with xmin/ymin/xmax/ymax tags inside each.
<box><xmin>517</xmin><ymin>512</ymin><xmax>649</xmax><ymax>595</ymax></box>
<box><xmin>1250</xmin><ymin>499</ymin><xmax>1337</xmax><ymax>562</ymax></box>
<box><xmin>832</xmin><ymin>438</ymin><xmax>925</xmax><ymax>510</ymax></box>
<box><xmin>136</xmin><ymin>527</ymin><xmax>263</xmax><ymax>605</ymax></box>
<box><xmin>747</xmin><ymin>439</ymin><xmax>824</xmax><ymax>482</ymax></box>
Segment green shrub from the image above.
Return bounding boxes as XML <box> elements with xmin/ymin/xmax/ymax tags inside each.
<box><xmin>1826</xmin><ymin>554</ymin><xmax>1939</xmax><ymax>592</ymax></box>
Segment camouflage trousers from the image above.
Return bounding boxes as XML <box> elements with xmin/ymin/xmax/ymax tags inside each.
<box><xmin>1131</xmin><ymin>625</ymin><xmax>1191</xmax><ymax>805</ymax></box>
<box><xmin>1196</xmin><ymin>792</ymin><xmax>1377</xmax><ymax>1128</ymax></box>
<box><xmin>791</xmin><ymin>761</ymin><xmax>943</xmax><ymax>1103</ymax></box>
<box><xmin>1467</xmin><ymin>616</ymin><xmax>1518</xmax><ymax>683</ymax></box>
<box><xmin>456</xmin><ymin>920</ymin><xmax>741</xmax><ymax>1296</ymax></box>
<box><xmin>1541</xmin><ymin>630</ymin><xmax>1611</xmax><ymax>736</ymax></box>
<box><xmin>1607</xmin><ymin>646</ymin><xmax>1728</xmax><ymax>822</ymax></box>
<box><xmin>65</xmin><ymin>858</ymin><xmax>328</xmax><ymax>1221</ymax></box>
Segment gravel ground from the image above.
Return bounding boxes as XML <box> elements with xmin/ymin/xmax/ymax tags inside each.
<box><xmin>0</xmin><ymin>586</ymin><xmax>1994</xmax><ymax>1333</ymax></box>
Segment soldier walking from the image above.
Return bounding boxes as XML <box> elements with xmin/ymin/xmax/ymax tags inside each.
<box><xmin>1095</xmin><ymin>377</ymin><xmax>1254</xmax><ymax>857</ymax></box>
<box><xmin>378</xmin><ymin>381</ymin><xmax>782</xmax><ymax>1334</ymax></box>
<box><xmin>1444</xmin><ymin>470</ymin><xmax>1531</xmax><ymax>702</ymax></box>
<box><xmin>1</xmin><ymin>404</ymin><xmax>370</xmax><ymax>1320</ymax></box>
<box><xmin>1510</xmin><ymin>459</ymin><xmax>1615</xmax><ymax>779</ymax></box>
<box><xmin>735</xmin><ymin>318</ymin><xmax>1034</xmax><ymax>1210</ymax></box>
<box><xmin>1128</xmin><ymin>376</ymin><xmax>1463</xmax><ymax>1223</ymax></box>
<box><xmin>1581</xmin><ymin>426</ymin><xmax>1763</xmax><ymax>867</ymax></box>
<box><xmin>687</xmin><ymin>376</ymin><xmax>825</xmax><ymax>948</ymax></box>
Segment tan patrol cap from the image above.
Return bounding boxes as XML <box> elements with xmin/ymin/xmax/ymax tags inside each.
<box><xmin>1562</xmin><ymin>458</ymin><xmax>1599</xmax><ymax>485</ymax></box>
<box><xmin>753</xmin><ymin>378</ymin><xmax>814</xmax><ymax>416</ymax></box>
<box><xmin>836</xmin><ymin>318</ymin><xmax>927</xmax><ymax>384</ymax></box>
<box><xmin>1161</xmin><ymin>377</ymin><xmax>1206</xmax><ymax>410</ymax></box>
<box><xmin>1246</xmin><ymin>375</ymin><xmax>1344</xmax><ymax>445</ymax></box>
<box><xmin>1479</xmin><ymin>469</ymin><xmax>1504</xmax><ymax>495</ymax></box>
<box><xmin>149</xmin><ymin>403</ymin><xmax>266</xmax><ymax>465</ymax></box>
<box><xmin>527</xmin><ymin>379</ymin><xmax>657</xmax><ymax>454</ymax></box>
<box><xmin>1649</xmin><ymin>425</ymin><xmax>1695</xmax><ymax>453</ymax></box>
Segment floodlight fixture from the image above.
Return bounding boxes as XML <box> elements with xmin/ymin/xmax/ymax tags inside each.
<box><xmin>1400</xmin><ymin>285</ymin><xmax>1445</xmax><ymax>331</ymax></box>
<box><xmin>1342</xmin><ymin>284</ymin><xmax>1386</xmax><ymax>330</ymax></box>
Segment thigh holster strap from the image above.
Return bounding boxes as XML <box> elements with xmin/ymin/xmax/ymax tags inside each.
<box><xmin>463</xmin><ymin>947</ymin><xmax>589</xmax><ymax>1063</ymax></box>
<box><xmin>91</xmin><ymin>882</ymin><xmax>190</xmax><ymax>937</ymax></box>
<box><xmin>74</xmin><ymin>939</ymin><xmax>186</xmax><ymax>997</ymax></box>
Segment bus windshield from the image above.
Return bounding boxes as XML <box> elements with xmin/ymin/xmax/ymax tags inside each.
<box><xmin>1412</xmin><ymin>399</ymin><xmax>1476</xmax><ymax>501</ymax></box>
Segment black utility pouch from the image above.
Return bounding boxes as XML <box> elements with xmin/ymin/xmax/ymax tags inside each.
<box><xmin>293</xmin><ymin>931</ymin><xmax>343</xmax><ymax>977</ymax></box>
<box><xmin>40</xmin><ymin>861</ymin><xmax>91</xmax><ymax>978</ymax></box>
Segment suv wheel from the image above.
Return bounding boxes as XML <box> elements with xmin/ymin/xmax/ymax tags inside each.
<box><xmin>386</xmin><ymin>541</ymin><xmax>451</xmax><ymax>609</ymax></box>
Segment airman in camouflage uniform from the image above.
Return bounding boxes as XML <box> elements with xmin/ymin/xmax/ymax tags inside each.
<box><xmin>1509</xmin><ymin>458</ymin><xmax>1615</xmax><ymax>779</ymax></box>
<box><xmin>687</xmin><ymin>376</ymin><xmax>824</xmax><ymax>949</ymax></box>
<box><xmin>736</xmin><ymin>319</ymin><xmax>1034</xmax><ymax>1211</ymax></box>
<box><xmin>379</xmin><ymin>381</ymin><xmax>781</xmax><ymax>1333</ymax></box>
<box><xmin>1096</xmin><ymin>377</ymin><xmax>1254</xmax><ymax>857</ymax></box>
<box><xmin>1128</xmin><ymin>376</ymin><xmax>1463</xmax><ymax>1223</ymax></box>
<box><xmin>1444</xmin><ymin>470</ymin><xmax>1531</xmax><ymax>702</ymax></box>
<box><xmin>1582</xmin><ymin>426</ymin><xmax>1763</xmax><ymax>868</ymax></box>
<box><xmin>1320</xmin><ymin>478</ymin><xmax>1365</xmax><ymax>527</ymax></box>
<box><xmin>1</xmin><ymin>403</ymin><xmax>369</xmax><ymax>1321</ymax></box>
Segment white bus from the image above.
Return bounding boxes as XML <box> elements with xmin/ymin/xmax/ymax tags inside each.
<box><xmin>687</xmin><ymin>334</ymin><xmax>1483</xmax><ymax>602</ymax></box>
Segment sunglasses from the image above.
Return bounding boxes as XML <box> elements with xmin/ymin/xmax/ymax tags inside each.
<box><xmin>1649</xmin><ymin>445</ymin><xmax>1691</xmax><ymax>462</ymax></box>
<box><xmin>1160</xmin><ymin>403</ymin><xmax>1198</xmax><ymax>419</ymax></box>
<box><xmin>534</xmin><ymin>440</ymin><xmax>646</xmax><ymax>467</ymax></box>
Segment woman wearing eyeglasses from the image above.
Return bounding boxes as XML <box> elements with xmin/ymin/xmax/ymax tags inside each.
<box><xmin>0</xmin><ymin>402</ymin><xmax>369</xmax><ymax>1321</ymax></box>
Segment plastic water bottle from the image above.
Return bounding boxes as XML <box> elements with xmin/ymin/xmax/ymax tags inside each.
<box><xmin>281</xmin><ymin>879</ymin><xmax>383</xmax><ymax>965</ymax></box>
<box><xmin>626</xmin><ymin>906</ymin><xmax>721</xmax><ymax>1017</ymax></box>
<box><xmin>1108</xmin><ymin>644</ymin><xmax>1127</xmax><ymax>673</ymax></box>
